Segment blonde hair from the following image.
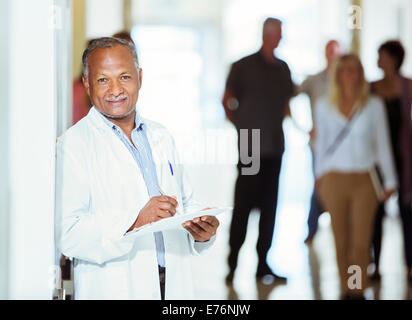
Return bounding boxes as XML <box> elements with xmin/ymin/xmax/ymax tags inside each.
<box><xmin>329</xmin><ymin>54</ymin><xmax>370</xmax><ymax>109</ymax></box>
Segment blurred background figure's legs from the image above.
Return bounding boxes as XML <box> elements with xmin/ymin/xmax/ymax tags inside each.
<box><xmin>256</xmin><ymin>157</ymin><xmax>283</xmax><ymax>280</ymax></box>
<box><xmin>371</xmin><ymin>181</ymin><xmax>412</xmax><ymax>282</ymax></box>
<box><xmin>227</xmin><ymin>158</ymin><xmax>284</xmax><ymax>283</ymax></box>
<box><xmin>399</xmin><ymin>195</ymin><xmax>412</xmax><ymax>281</ymax></box>
<box><xmin>226</xmin><ymin>169</ymin><xmax>256</xmax><ymax>284</ymax></box>
<box><xmin>371</xmin><ymin>203</ymin><xmax>385</xmax><ymax>281</ymax></box>
<box><xmin>305</xmin><ymin>191</ymin><xmax>323</xmax><ymax>244</ymax></box>
<box><xmin>319</xmin><ymin>172</ymin><xmax>378</xmax><ymax>299</ymax></box>
<box><xmin>349</xmin><ymin>176</ymin><xmax>378</xmax><ymax>298</ymax></box>
<box><xmin>318</xmin><ymin>173</ymin><xmax>350</xmax><ymax>298</ymax></box>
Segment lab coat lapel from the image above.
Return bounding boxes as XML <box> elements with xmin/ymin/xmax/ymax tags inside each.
<box><xmin>88</xmin><ymin>107</ymin><xmax>140</xmax><ymax>171</ymax></box>
<box><xmin>145</xmin><ymin>122</ymin><xmax>183</xmax><ymax>218</ymax></box>
<box><xmin>88</xmin><ymin>107</ymin><xmax>150</xmax><ymax>230</ymax></box>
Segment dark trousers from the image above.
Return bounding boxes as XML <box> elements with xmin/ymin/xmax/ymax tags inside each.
<box><xmin>159</xmin><ymin>266</ymin><xmax>165</xmax><ymax>300</ymax></box>
<box><xmin>228</xmin><ymin>157</ymin><xmax>282</xmax><ymax>275</ymax></box>
<box><xmin>372</xmin><ymin>197</ymin><xmax>412</xmax><ymax>269</ymax></box>
<box><xmin>307</xmin><ymin>190</ymin><xmax>324</xmax><ymax>237</ymax></box>
<box><xmin>306</xmin><ymin>145</ymin><xmax>324</xmax><ymax>238</ymax></box>
<box><xmin>371</xmin><ymin>161</ymin><xmax>412</xmax><ymax>270</ymax></box>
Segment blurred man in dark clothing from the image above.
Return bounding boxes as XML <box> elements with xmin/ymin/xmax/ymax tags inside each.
<box><xmin>222</xmin><ymin>17</ymin><xmax>294</xmax><ymax>284</ymax></box>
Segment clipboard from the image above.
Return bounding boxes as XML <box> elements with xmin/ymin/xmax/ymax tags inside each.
<box><xmin>124</xmin><ymin>207</ymin><xmax>232</xmax><ymax>238</ymax></box>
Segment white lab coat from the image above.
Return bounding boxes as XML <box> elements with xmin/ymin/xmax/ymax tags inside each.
<box><xmin>55</xmin><ymin>107</ymin><xmax>215</xmax><ymax>300</ymax></box>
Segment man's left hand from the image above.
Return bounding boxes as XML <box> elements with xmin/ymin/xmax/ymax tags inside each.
<box><xmin>182</xmin><ymin>215</ymin><xmax>219</xmax><ymax>242</ymax></box>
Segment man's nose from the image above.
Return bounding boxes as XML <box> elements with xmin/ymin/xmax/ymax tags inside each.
<box><xmin>109</xmin><ymin>79</ymin><xmax>124</xmax><ymax>96</ymax></box>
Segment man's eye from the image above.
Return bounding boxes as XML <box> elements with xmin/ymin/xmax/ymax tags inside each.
<box><xmin>121</xmin><ymin>75</ymin><xmax>131</xmax><ymax>80</ymax></box>
<box><xmin>97</xmin><ymin>78</ymin><xmax>107</xmax><ymax>83</ymax></box>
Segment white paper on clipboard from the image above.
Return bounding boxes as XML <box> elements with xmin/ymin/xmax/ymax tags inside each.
<box><xmin>124</xmin><ymin>207</ymin><xmax>232</xmax><ymax>238</ymax></box>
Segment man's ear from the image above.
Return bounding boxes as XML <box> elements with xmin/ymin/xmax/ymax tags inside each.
<box><xmin>138</xmin><ymin>68</ymin><xmax>143</xmax><ymax>89</ymax></box>
<box><xmin>82</xmin><ymin>75</ymin><xmax>91</xmax><ymax>96</ymax></box>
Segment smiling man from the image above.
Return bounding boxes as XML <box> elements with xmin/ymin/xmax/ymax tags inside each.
<box><xmin>55</xmin><ymin>37</ymin><xmax>219</xmax><ymax>300</ymax></box>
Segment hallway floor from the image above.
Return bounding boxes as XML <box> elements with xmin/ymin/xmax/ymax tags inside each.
<box><xmin>185</xmin><ymin>153</ymin><xmax>412</xmax><ymax>300</ymax></box>
<box><xmin>171</xmin><ymin>119</ymin><xmax>412</xmax><ymax>300</ymax></box>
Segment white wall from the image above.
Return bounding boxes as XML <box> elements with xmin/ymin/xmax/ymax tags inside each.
<box><xmin>0</xmin><ymin>0</ymin><xmax>11</xmax><ymax>300</ymax></box>
<box><xmin>132</xmin><ymin>0</ymin><xmax>222</xmax><ymax>25</ymax></box>
<box><xmin>400</xmin><ymin>0</ymin><xmax>412</xmax><ymax>75</ymax></box>
<box><xmin>6</xmin><ymin>0</ymin><xmax>56</xmax><ymax>299</ymax></box>
<box><xmin>222</xmin><ymin>0</ymin><xmax>351</xmax><ymax>81</ymax></box>
<box><xmin>361</xmin><ymin>0</ymin><xmax>412</xmax><ymax>80</ymax></box>
<box><xmin>86</xmin><ymin>0</ymin><xmax>123</xmax><ymax>38</ymax></box>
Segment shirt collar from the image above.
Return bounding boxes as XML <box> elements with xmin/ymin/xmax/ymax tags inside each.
<box><xmin>96</xmin><ymin>106</ymin><xmax>144</xmax><ymax>132</ymax></box>
<box><xmin>257</xmin><ymin>49</ymin><xmax>279</xmax><ymax>65</ymax></box>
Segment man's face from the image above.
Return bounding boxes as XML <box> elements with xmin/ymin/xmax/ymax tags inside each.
<box><xmin>325</xmin><ymin>41</ymin><xmax>342</xmax><ymax>64</ymax></box>
<box><xmin>262</xmin><ymin>23</ymin><xmax>282</xmax><ymax>50</ymax></box>
<box><xmin>83</xmin><ymin>45</ymin><xmax>142</xmax><ymax>119</ymax></box>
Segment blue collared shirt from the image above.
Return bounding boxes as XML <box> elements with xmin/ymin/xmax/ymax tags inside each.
<box><xmin>99</xmin><ymin>109</ymin><xmax>166</xmax><ymax>267</ymax></box>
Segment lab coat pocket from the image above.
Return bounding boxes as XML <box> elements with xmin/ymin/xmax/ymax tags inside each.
<box><xmin>159</xmin><ymin>161</ymin><xmax>183</xmax><ymax>211</ymax></box>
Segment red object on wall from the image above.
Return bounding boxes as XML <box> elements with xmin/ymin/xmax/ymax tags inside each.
<box><xmin>72</xmin><ymin>79</ymin><xmax>91</xmax><ymax>125</ymax></box>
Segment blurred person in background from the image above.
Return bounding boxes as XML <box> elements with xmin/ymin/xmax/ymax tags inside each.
<box><xmin>72</xmin><ymin>40</ymin><xmax>95</xmax><ymax>125</ymax></box>
<box><xmin>314</xmin><ymin>54</ymin><xmax>397</xmax><ymax>299</ymax></box>
<box><xmin>72</xmin><ymin>76</ymin><xmax>92</xmax><ymax>125</ymax></box>
<box><xmin>113</xmin><ymin>30</ymin><xmax>135</xmax><ymax>45</ymax></box>
<box><xmin>370</xmin><ymin>40</ymin><xmax>412</xmax><ymax>282</ymax></box>
<box><xmin>222</xmin><ymin>17</ymin><xmax>294</xmax><ymax>285</ymax></box>
<box><xmin>298</xmin><ymin>40</ymin><xmax>343</xmax><ymax>245</ymax></box>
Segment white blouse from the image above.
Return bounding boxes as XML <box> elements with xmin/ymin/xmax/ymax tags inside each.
<box><xmin>314</xmin><ymin>95</ymin><xmax>398</xmax><ymax>190</ymax></box>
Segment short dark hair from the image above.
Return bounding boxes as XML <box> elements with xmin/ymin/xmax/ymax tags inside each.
<box><xmin>112</xmin><ymin>31</ymin><xmax>135</xmax><ymax>45</ymax></box>
<box><xmin>379</xmin><ymin>40</ymin><xmax>405</xmax><ymax>71</ymax></box>
<box><xmin>263</xmin><ymin>17</ymin><xmax>282</xmax><ymax>31</ymax></box>
<box><xmin>82</xmin><ymin>37</ymin><xmax>139</xmax><ymax>81</ymax></box>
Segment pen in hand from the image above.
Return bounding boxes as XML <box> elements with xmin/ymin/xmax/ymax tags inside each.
<box><xmin>156</xmin><ymin>184</ymin><xmax>179</xmax><ymax>216</ymax></box>
<box><xmin>156</xmin><ymin>184</ymin><xmax>165</xmax><ymax>196</ymax></box>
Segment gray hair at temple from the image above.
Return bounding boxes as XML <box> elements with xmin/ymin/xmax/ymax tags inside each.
<box><xmin>82</xmin><ymin>37</ymin><xmax>139</xmax><ymax>81</ymax></box>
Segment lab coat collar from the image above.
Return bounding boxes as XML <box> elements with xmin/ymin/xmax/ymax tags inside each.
<box><xmin>87</xmin><ymin>106</ymin><xmax>162</xmax><ymax>145</ymax></box>
<box><xmin>88</xmin><ymin>106</ymin><xmax>143</xmax><ymax>129</ymax></box>
<box><xmin>86</xmin><ymin>106</ymin><xmax>165</xmax><ymax>178</ymax></box>
<box><xmin>98</xmin><ymin>107</ymin><xmax>144</xmax><ymax>132</ymax></box>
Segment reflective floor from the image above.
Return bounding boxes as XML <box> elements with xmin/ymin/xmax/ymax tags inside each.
<box><xmin>184</xmin><ymin>124</ymin><xmax>412</xmax><ymax>300</ymax></box>
<box><xmin>189</xmin><ymin>170</ymin><xmax>411</xmax><ymax>299</ymax></box>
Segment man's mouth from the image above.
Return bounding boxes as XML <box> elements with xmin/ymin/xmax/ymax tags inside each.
<box><xmin>106</xmin><ymin>95</ymin><xmax>127</xmax><ymax>106</ymax></box>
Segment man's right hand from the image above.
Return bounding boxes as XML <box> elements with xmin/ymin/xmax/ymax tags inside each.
<box><xmin>127</xmin><ymin>196</ymin><xmax>178</xmax><ymax>232</ymax></box>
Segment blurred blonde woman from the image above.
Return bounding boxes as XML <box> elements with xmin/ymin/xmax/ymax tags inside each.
<box><xmin>314</xmin><ymin>54</ymin><xmax>397</xmax><ymax>299</ymax></box>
